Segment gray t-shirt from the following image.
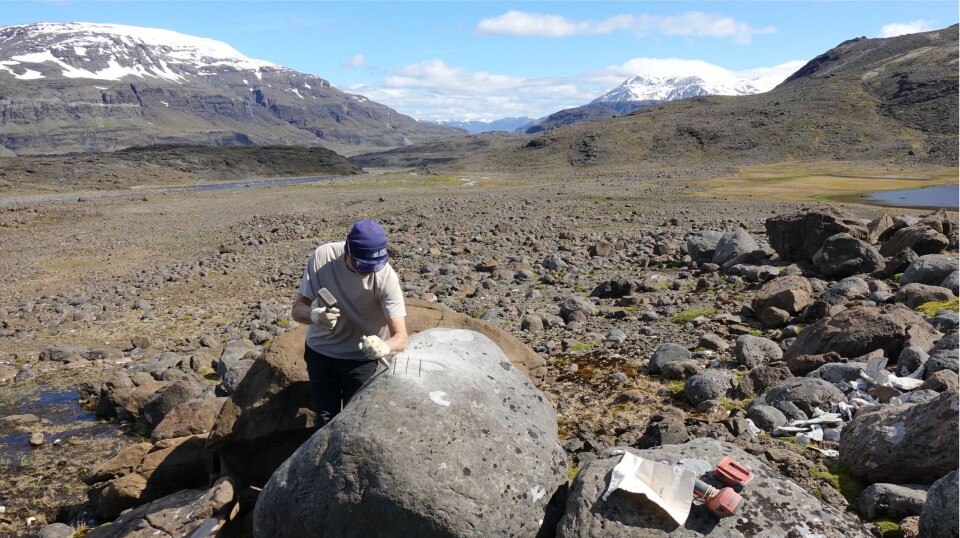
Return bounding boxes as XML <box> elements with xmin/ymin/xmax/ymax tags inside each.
<box><xmin>298</xmin><ymin>241</ymin><xmax>406</xmax><ymax>360</ymax></box>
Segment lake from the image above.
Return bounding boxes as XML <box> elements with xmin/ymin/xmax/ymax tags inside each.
<box><xmin>859</xmin><ymin>184</ymin><xmax>959</xmax><ymax>209</ymax></box>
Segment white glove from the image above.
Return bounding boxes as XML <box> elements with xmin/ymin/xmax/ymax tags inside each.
<box><xmin>359</xmin><ymin>335</ymin><xmax>390</xmax><ymax>360</ymax></box>
<box><xmin>310</xmin><ymin>307</ymin><xmax>340</xmax><ymax>329</ymax></box>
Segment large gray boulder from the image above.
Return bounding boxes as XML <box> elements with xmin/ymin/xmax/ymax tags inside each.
<box><xmin>894</xmin><ymin>283</ymin><xmax>954</xmax><ymax>309</ymax></box>
<box><xmin>686</xmin><ymin>230</ymin><xmax>724</xmax><ymax>262</ymax></box>
<box><xmin>919</xmin><ymin>470</ymin><xmax>959</xmax><ymax>538</ymax></box>
<box><xmin>711</xmin><ymin>229</ymin><xmax>759</xmax><ymax>265</ymax></box>
<box><xmin>557</xmin><ymin>438</ymin><xmax>872</xmax><ymax>537</ymax></box>
<box><xmin>858</xmin><ymin>483</ymin><xmax>927</xmax><ymax>521</ymax></box>
<box><xmin>839</xmin><ymin>391</ymin><xmax>959</xmax><ymax>484</ymax></box>
<box><xmin>734</xmin><ymin>334</ymin><xmax>783</xmax><ymax>369</ymax></box>
<box><xmin>647</xmin><ymin>343</ymin><xmax>692</xmax><ymax>374</ymax></box>
<box><xmin>207</xmin><ymin>299</ymin><xmax>549</xmax><ymax>487</ymax></box>
<box><xmin>812</xmin><ymin>233</ymin><xmax>884</xmax><ymax>278</ymax></box>
<box><xmin>254</xmin><ymin>329</ymin><xmax>567</xmax><ymax>538</ymax></box>
<box><xmin>783</xmin><ymin>304</ymin><xmax>938</xmax><ymax>362</ymax></box>
<box><xmin>765</xmin><ymin>377</ymin><xmax>845</xmax><ymax>417</ymax></box>
<box><xmin>900</xmin><ymin>254</ymin><xmax>960</xmax><ymax>286</ymax></box>
<box><xmin>765</xmin><ymin>208</ymin><xmax>868</xmax><ymax>262</ymax></box>
<box><xmin>683</xmin><ymin>370</ymin><xmax>734</xmax><ymax>405</ymax></box>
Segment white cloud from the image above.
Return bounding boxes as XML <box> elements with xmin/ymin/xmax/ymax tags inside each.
<box><xmin>878</xmin><ymin>20</ymin><xmax>939</xmax><ymax>38</ymax></box>
<box><xmin>344</xmin><ymin>54</ymin><xmax>365</xmax><ymax>68</ymax></box>
<box><xmin>345</xmin><ymin>57</ymin><xmax>803</xmax><ymax>122</ymax></box>
<box><xmin>476</xmin><ymin>10</ymin><xmax>775</xmax><ymax>44</ymax></box>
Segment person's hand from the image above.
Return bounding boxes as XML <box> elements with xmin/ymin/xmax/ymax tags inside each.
<box><xmin>310</xmin><ymin>307</ymin><xmax>340</xmax><ymax>329</ymax></box>
<box><xmin>359</xmin><ymin>335</ymin><xmax>390</xmax><ymax>360</ymax></box>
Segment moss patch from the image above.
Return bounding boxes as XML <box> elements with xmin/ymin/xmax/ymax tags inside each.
<box><xmin>810</xmin><ymin>461</ymin><xmax>865</xmax><ymax>505</ymax></box>
<box><xmin>915</xmin><ymin>297</ymin><xmax>959</xmax><ymax>317</ymax></box>
<box><xmin>872</xmin><ymin>520</ymin><xmax>903</xmax><ymax>538</ymax></box>
<box><xmin>670</xmin><ymin>307</ymin><xmax>716</xmax><ymax>324</ymax></box>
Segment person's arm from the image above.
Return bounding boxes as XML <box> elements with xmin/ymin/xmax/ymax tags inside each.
<box><xmin>291</xmin><ymin>293</ymin><xmax>314</xmax><ymax>325</ymax></box>
<box><xmin>383</xmin><ymin>316</ymin><xmax>408</xmax><ymax>354</ymax></box>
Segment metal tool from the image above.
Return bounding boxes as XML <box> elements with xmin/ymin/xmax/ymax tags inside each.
<box><xmin>317</xmin><ymin>287</ymin><xmax>337</xmax><ymax>308</ymax></box>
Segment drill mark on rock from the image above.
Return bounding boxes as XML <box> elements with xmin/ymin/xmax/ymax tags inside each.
<box><xmin>430</xmin><ymin>391</ymin><xmax>450</xmax><ymax>406</ymax></box>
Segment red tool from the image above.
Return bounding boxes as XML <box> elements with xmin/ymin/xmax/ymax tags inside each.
<box><xmin>693</xmin><ymin>481</ymin><xmax>744</xmax><ymax>517</ymax></box>
<box><xmin>691</xmin><ymin>457</ymin><xmax>753</xmax><ymax>518</ymax></box>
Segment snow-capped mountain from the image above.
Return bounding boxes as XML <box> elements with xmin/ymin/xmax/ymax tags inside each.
<box><xmin>424</xmin><ymin>117</ymin><xmax>535</xmax><ymax>134</ymax></box>
<box><xmin>592</xmin><ymin>74</ymin><xmax>766</xmax><ymax>104</ymax></box>
<box><xmin>0</xmin><ymin>22</ymin><xmax>457</xmax><ymax>155</ymax></box>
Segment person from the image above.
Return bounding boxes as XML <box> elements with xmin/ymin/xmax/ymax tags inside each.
<box><xmin>291</xmin><ymin>219</ymin><xmax>407</xmax><ymax>427</ymax></box>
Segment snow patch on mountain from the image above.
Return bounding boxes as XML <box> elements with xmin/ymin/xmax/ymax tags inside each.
<box><xmin>0</xmin><ymin>22</ymin><xmax>279</xmax><ymax>82</ymax></box>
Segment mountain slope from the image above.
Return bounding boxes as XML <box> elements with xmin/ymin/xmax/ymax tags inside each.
<box><xmin>425</xmin><ymin>117</ymin><xmax>535</xmax><ymax>134</ymax></box>
<box><xmin>378</xmin><ymin>25</ymin><xmax>957</xmax><ymax>174</ymax></box>
<box><xmin>0</xmin><ymin>22</ymin><xmax>460</xmax><ymax>155</ymax></box>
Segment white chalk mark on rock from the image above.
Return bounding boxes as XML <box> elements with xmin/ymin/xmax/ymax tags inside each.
<box><xmin>530</xmin><ymin>484</ymin><xmax>546</xmax><ymax>502</ymax></box>
<box><xmin>430</xmin><ymin>391</ymin><xmax>451</xmax><ymax>406</ymax></box>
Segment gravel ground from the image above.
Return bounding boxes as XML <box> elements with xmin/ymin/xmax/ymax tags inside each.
<box><xmin>0</xmin><ymin>171</ymin><xmax>930</xmax><ymax>534</ymax></box>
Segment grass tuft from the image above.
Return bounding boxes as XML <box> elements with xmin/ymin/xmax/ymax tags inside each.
<box><xmin>670</xmin><ymin>307</ymin><xmax>716</xmax><ymax>324</ymax></box>
<box><xmin>810</xmin><ymin>461</ymin><xmax>865</xmax><ymax>505</ymax></box>
<box><xmin>915</xmin><ymin>297</ymin><xmax>959</xmax><ymax>317</ymax></box>
<box><xmin>872</xmin><ymin>520</ymin><xmax>902</xmax><ymax>538</ymax></box>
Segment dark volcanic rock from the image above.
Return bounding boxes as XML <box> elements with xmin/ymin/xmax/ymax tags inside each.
<box><xmin>900</xmin><ymin>254</ymin><xmax>959</xmax><ymax>286</ymax></box>
<box><xmin>839</xmin><ymin>391</ymin><xmax>959</xmax><ymax>484</ymax></box>
<box><xmin>766</xmin><ymin>208</ymin><xmax>868</xmax><ymax>262</ymax></box>
<box><xmin>254</xmin><ymin>329</ymin><xmax>566</xmax><ymax>538</ymax></box>
<box><xmin>647</xmin><ymin>343</ymin><xmax>692</xmax><ymax>374</ymax></box>
<box><xmin>783</xmin><ymin>304</ymin><xmax>938</xmax><ymax>362</ymax></box>
<box><xmin>812</xmin><ymin>233</ymin><xmax>884</xmax><ymax>278</ymax></box>
<box><xmin>880</xmin><ymin>225</ymin><xmax>949</xmax><ymax>257</ymax></box>
<box><xmin>765</xmin><ymin>377</ymin><xmax>845</xmax><ymax>417</ymax></box>
<box><xmin>734</xmin><ymin>334</ymin><xmax>783</xmax><ymax>369</ymax></box>
<box><xmin>751</xmin><ymin>275</ymin><xmax>814</xmax><ymax>326</ymax></box>
<box><xmin>858</xmin><ymin>483</ymin><xmax>928</xmax><ymax>521</ymax></box>
<box><xmin>919</xmin><ymin>470</ymin><xmax>959</xmax><ymax>538</ymax></box>
<box><xmin>556</xmin><ymin>438</ymin><xmax>872</xmax><ymax>537</ymax></box>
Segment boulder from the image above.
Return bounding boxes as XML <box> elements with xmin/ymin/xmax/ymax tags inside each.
<box><xmin>86</xmin><ymin>435</ymin><xmax>209</xmax><ymax>517</ymax></box>
<box><xmin>647</xmin><ymin>343</ymin><xmax>692</xmax><ymax>374</ymax></box>
<box><xmin>560</xmin><ymin>296</ymin><xmax>597</xmax><ymax>321</ymax></box>
<box><xmin>918</xmin><ymin>208</ymin><xmax>955</xmax><ymax>237</ymax></box>
<box><xmin>751</xmin><ymin>275</ymin><xmax>814</xmax><ymax>327</ymax></box>
<box><xmin>942</xmin><ymin>271</ymin><xmax>960</xmax><ymax>295</ymax></box>
<box><xmin>590</xmin><ymin>278</ymin><xmax>637</xmax><ymax>299</ymax></box>
<box><xmin>734</xmin><ymin>334</ymin><xmax>783</xmax><ymax>369</ymax></box>
<box><xmin>876</xmin><ymin>247</ymin><xmax>918</xmax><ymax>278</ymax></box>
<box><xmin>711</xmin><ymin>229</ymin><xmax>759</xmax><ymax>265</ymax></box>
<box><xmin>142</xmin><ymin>376</ymin><xmax>205</xmax><ymax>430</ymax></box>
<box><xmin>812</xmin><ymin>233</ymin><xmax>884</xmax><ymax>278</ymax></box>
<box><xmin>209</xmin><ymin>298</ymin><xmax>551</xmax><ymax>488</ymax></box>
<box><xmin>900</xmin><ymin>254</ymin><xmax>959</xmax><ymax>286</ymax></box>
<box><xmin>683</xmin><ymin>370</ymin><xmax>735</xmax><ymax>406</ymax></box>
<box><xmin>765</xmin><ymin>208</ymin><xmax>868</xmax><ymax>262</ymax></box>
<box><xmin>783</xmin><ymin>304</ymin><xmax>938</xmax><ymax>362</ymax></box>
<box><xmin>867</xmin><ymin>214</ymin><xmax>896</xmax><ymax>244</ymax></box>
<box><xmin>747</xmin><ymin>405</ymin><xmax>788</xmax><ymax>431</ymax></box>
<box><xmin>254</xmin><ymin>329</ymin><xmax>567</xmax><ymax>538</ymax></box>
<box><xmin>839</xmin><ymin>391</ymin><xmax>959</xmax><ymax>484</ymax></box>
<box><xmin>557</xmin><ymin>438</ymin><xmax>872</xmax><ymax>537</ymax></box>
<box><xmin>859</xmin><ymin>483</ymin><xmax>927</xmax><ymax>521</ymax></box>
<box><xmin>894</xmin><ymin>283</ymin><xmax>955</xmax><ymax>309</ymax></box>
<box><xmin>765</xmin><ymin>377</ymin><xmax>845</xmax><ymax>417</ymax></box>
<box><xmin>37</xmin><ymin>523</ymin><xmax>74</xmax><ymax>538</ymax></box>
<box><xmin>919</xmin><ymin>470</ymin><xmax>959</xmax><ymax>538</ymax></box>
<box><xmin>807</xmin><ymin>361</ymin><xmax>867</xmax><ymax>384</ymax></box>
<box><xmin>86</xmin><ymin>477</ymin><xmax>238</xmax><ymax>538</ymax></box>
<box><xmin>880</xmin><ymin>226</ymin><xmax>949</xmax><ymax>257</ymax></box>
<box><xmin>635</xmin><ymin>410</ymin><xmax>690</xmax><ymax>449</ymax></box>
<box><xmin>686</xmin><ymin>230</ymin><xmax>724</xmax><ymax>262</ymax></box>
<box><xmin>823</xmin><ymin>276</ymin><xmax>871</xmax><ymax>304</ymax></box>
<box><xmin>151</xmin><ymin>397</ymin><xmax>225</xmax><ymax>442</ymax></box>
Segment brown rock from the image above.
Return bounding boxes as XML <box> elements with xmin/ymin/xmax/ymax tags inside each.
<box><xmin>752</xmin><ymin>275</ymin><xmax>814</xmax><ymax>321</ymax></box>
<box><xmin>880</xmin><ymin>226</ymin><xmax>949</xmax><ymax>257</ymax></box>
<box><xmin>765</xmin><ymin>208</ymin><xmax>869</xmax><ymax>262</ymax></box>
<box><xmin>786</xmin><ymin>351</ymin><xmax>842</xmax><ymax>376</ymax></box>
<box><xmin>85</xmin><ymin>442</ymin><xmax>152</xmax><ymax>485</ymax></box>
<box><xmin>783</xmin><ymin>305</ymin><xmax>938</xmax><ymax>362</ymax></box>
<box><xmin>918</xmin><ymin>208</ymin><xmax>954</xmax><ymax>236</ymax></box>
<box><xmin>919</xmin><ymin>370</ymin><xmax>960</xmax><ymax>392</ymax></box>
<box><xmin>760</xmin><ymin>306</ymin><xmax>791</xmax><ymax>329</ymax></box>
<box><xmin>867</xmin><ymin>214</ymin><xmax>896</xmax><ymax>244</ymax></box>
<box><xmin>151</xmin><ymin>397</ymin><xmax>226</xmax><ymax>442</ymax></box>
<box><xmin>894</xmin><ymin>283</ymin><xmax>955</xmax><ymax>309</ymax></box>
<box><xmin>899</xmin><ymin>516</ymin><xmax>920</xmax><ymax>538</ymax></box>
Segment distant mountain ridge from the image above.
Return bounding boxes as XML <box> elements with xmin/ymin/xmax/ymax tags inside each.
<box><xmin>525</xmin><ymin>70</ymin><xmax>778</xmax><ymax>133</ymax></box>
<box><xmin>0</xmin><ymin>22</ymin><xmax>460</xmax><ymax>155</ymax></box>
<box><xmin>354</xmin><ymin>25</ymin><xmax>959</xmax><ymax>173</ymax></box>
<box><xmin>425</xmin><ymin>117</ymin><xmax>535</xmax><ymax>134</ymax></box>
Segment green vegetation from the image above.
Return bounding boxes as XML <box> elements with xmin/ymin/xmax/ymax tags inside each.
<box><xmin>872</xmin><ymin>520</ymin><xmax>902</xmax><ymax>538</ymax></box>
<box><xmin>472</xmin><ymin>310</ymin><xmax>485</xmax><ymax>319</ymax></box>
<box><xmin>670</xmin><ymin>307</ymin><xmax>716</xmax><ymax>324</ymax></box>
<box><xmin>810</xmin><ymin>461</ymin><xmax>865</xmax><ymax>505</ymax></box>
<box><xmin>274</xmin><ymin>318</ymin><xmax>291</xmax><ymax>328</ymax></box>
<box><xmin>892</xmin><ymin>273</ymin><xmax>904</xmax><ymax>282</ymax></box>
<box><xmin>568</xmin><ymin>465</ymin><xmax>581</xmax><ymax>483</ymax></box>
<box><xmin>747</xmin><ymin>329</ymin><xmax>762</xmax><ymax>337</ymax></box>
<box><xmin>915</xmin><ymin>297</ymin><xmax>959</xmax><ymax>317</ymax></box>
<box><xmin>569</xmin><ymin>342</ymin><xmax>597</xmax><ymax>353</ymax></box>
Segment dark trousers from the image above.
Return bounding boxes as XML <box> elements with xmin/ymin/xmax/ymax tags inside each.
<box><xmin>304</xmin><ymin>345</ymin><xmax>378</xmax><ymax>428</ymax></box>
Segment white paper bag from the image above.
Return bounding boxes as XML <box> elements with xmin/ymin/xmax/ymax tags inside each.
<box><xmin>602</xmin><ymin>452</ymin><xmax>696</xmax><ymax>525</ymax></box>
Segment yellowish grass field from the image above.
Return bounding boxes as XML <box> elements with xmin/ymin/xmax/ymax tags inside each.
<box><xmin>689</xmin><ymin>162</ymin><xmax>957</xmax><ymax>205</ymax></box>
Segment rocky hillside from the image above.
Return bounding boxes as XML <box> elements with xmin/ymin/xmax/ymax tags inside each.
<box><xmin>356</xmin><ymin>25</ymin><xmax>959</xmax><ymax>173</ymax></box>
<box><xmin>0</xmin><ymin>144</ymin><xmax>362</xmax><ymax>192</ymax></box>
<box><xmin>0</xmin><ymin>23</ymin><xmax>460</xmax><ymax>156</ymax></box>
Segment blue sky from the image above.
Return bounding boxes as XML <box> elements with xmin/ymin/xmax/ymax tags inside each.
<box><xmin>3</xmin><ymin>1</ymin><xmax>958</xmax><ymax>121</ymax></box>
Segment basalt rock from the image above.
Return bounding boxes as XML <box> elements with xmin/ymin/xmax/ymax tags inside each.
<box><xmin>254</xmin><ymin>329</ymin><xmax>567</xmax><ymax>538</ymax></box>
<box><xmin>765</xmin><ymin>208</ymin><xmax>868</xmax><ymax>262</ymax></box>
<box><xmin>556</xmin><ymin>438</ymin><xmax>872</xmax><ymax>537</ymax></box>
